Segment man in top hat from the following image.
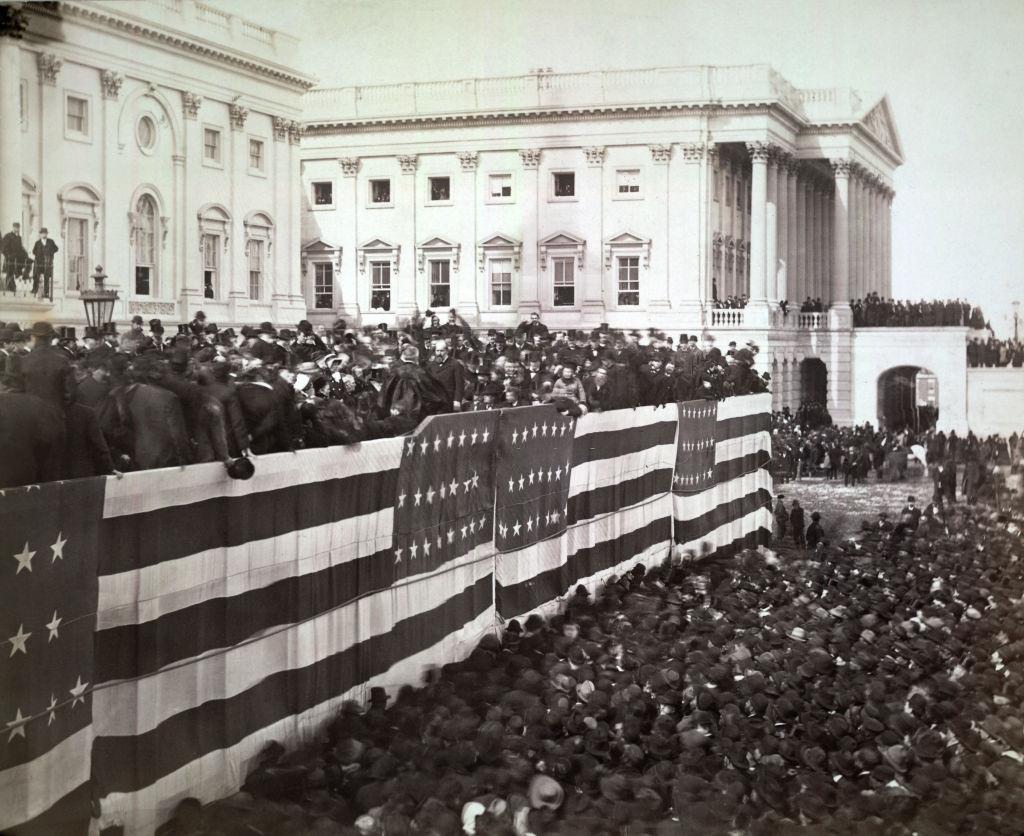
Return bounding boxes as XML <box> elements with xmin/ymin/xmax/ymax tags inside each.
<box><xmin>20</xmin><ymin>321</ymin><xmax>74</xmax><ymax>410</ymax></box>
<box><xmin>806</xmin><ymin>511</ymin><xmax>825</xmax><ymax>551</ymax></box>
<box><xmin>516</xmin><ymin>311</ymin><xmax>549</xmax><ymax>342</ymax></box>
<box><xmin>426</xmin><ymin>335</ymin><xmax>464</xmax><ymax>412</ymax></box>
<box><xmin>250</xmin><ymin>322</ymin><xmax>289</xmax><ymax>366</ymax></box>
<box><xmin>293</xmin><ymin>320</ymin><xmax>327</xmax><ymax>363</ymax></box>
<box><xmin>773</xmin><ymin>494</ymin><xmax>788</xmax><ymax>543</ymax></box>
<box><xmin>900</xmin><ymin>496</ymin><xmax>921</xmax><ymax>531</ymax></box>
<box><xmin>148</xmin><ymin>319</ymin><xmax>165</xmax><ymax>352</ymax></box>
<box><xmin>2</xmin><ymin>222</ymin><xmax>28</xmax><ymax>292</ymax></box>
<box><xmin>789</xmin><ymin>499</ymin><xmax>806</xmax><ymax>549</ymax></box>
<box><xmin>31</xmin><ymin>227</ymin><xmax>59</xmax><ymax>300</ymax></box>
<box><xmin>188</xmin><ymin>310</ymin><xmax>207</xmax><ymax>337</ymax></box>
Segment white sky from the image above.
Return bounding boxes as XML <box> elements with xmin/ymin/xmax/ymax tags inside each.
<box><xmin>231</xmin><ymin>0</ymin><xmax>1024</xmax><ymax>336</ymax></box>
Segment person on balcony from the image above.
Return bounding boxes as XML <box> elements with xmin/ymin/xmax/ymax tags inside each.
<box><xmin>2</xmin><ymin>222</ymin><xmax>27</xmax><ymax>293</ymax></box>
<box><xmin>31</xmin><ymin>227</ymin><xmax>58</xmax><ymax>300</ymax></box>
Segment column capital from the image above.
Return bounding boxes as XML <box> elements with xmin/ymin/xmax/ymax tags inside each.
<box><xmin>830</xmin><ymin>158</ymin><xmax>853</xmax><ymax>178</ymax></box>
<box><xmin>706</xmin><ymin>143</ymin><xmax>719</xmax><ymax>163</ymax></box>
<box><xmin>649</xmin><ymin>144</ymin><xmax>673</xmax><ymax>164</ymax></box>
<box><xmin>287</xmin><ymin>120</ymin><xmax>305</xmax><ymax>145</ymax></box>
<box><xmin>100</xmin><ymin>70</ymin><xmax>124</xmax><ymax>101</ymax></box>
<box><xmin>518</xmin><ymin>148</ymin><xmax>541</xmax><ymax>169</ymax></box>
<box><xmin>229</xmin><ymin>100</ymin><xmax>249</xmax><ymax>131</ymax></box>
<box><xmin>183</xmin><ymin>92</ymin><xmax>203</xmax><ymax>120</ymax></box>
<box><xmin>338</xmin><ymin>157</ymin><xmax>360</xmax><ymax>177</ymax></box>
<box><xmin>770</xmin><ymin>148</ymin><xmax>792</xmax><ymax>169</ymax></box>
<box><xmin>37</xmin><ymin>52</ymin><xmax>63</xmax><ymax>86</ymax></box>
<box><xmin>457</xmin><ymin>151</ymin><xmax>479</xmax><ymax>171</ymax></box>
<box><xmin>678</xmin><ymin>142</ymin><xmax>706</xmax><ymax>162</ymax></box>
<box><xmin>272</xmin><ymin>115</ymin><xmax>290</xmax><ymax>140</ymax></box>
<box><xmin>397</xmin><ymin>154</ymin><xmax>418</xmax><ymax>174</ymax></box>
<box><xmin>746</xmin><ymin>141</ymin><xmax>773</xmax><ymax>163</ymax></box>
<box><xmin>582</xmin><ymin>146</ymin><xmax>606</xmax><ymax>166</ymax></box>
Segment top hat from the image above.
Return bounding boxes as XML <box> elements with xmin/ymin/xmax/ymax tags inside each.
<box><xmin>258</xmin><ymin>321</ymin><xmax>278</xmax><ymax>337</ymax></box>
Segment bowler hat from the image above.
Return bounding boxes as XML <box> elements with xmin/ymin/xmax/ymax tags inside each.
<box><xmin>30</xmin><ymin>321</ymin><xmax>55</xmax><ymax>339</ymax></box>
<box><xmin>226</xmin><ymin>457</ymin><xmax>255</xmax><ymax>480</ymax></box>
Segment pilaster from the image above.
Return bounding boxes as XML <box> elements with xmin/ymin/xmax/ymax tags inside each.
<box><xmin>517</xmin><ymin>148</ymin><xmax>541</xmax><ymax>316</ymax></box>
<box><xmin>337</xmin><ymin>156</ymin><xmax>360</xmax><ymax>320</ymax></box>
<box><xmin>227</xmin><ymin>102</ymin><xmax>249</xmax><ymax>318</ymax></box>
<box><xmin>394</xmin><ymin>154</ymin><xmax>418</xmax><ymax>316</ymax></box>
<box><xmin>581</xmin><ymin>146</ymin><xmax>607</xmax><ymax>321</ymax></box>
<box><xmin>671</xmin><ymin>142</ymin><xmax>706</xmax><ymax>326</ymax></box>
<box><xmin>0</xmin><ymin>35</ymin><xmax>23</xmax><ymax>251</ymax></box>
<box><xmin>829</xmin><ymin>159</ymin><xmax>852</xmax><ymax>318</ymax></box>
<box><xmin>180</xmin><ymin>92</ymin><xmax>204</xmax><ymax>314</ymax></box>
<box><xmin>646</xmin><ymin>143</ymin><xmax>671</xmax><ymax>315</ymax></box>
<box><xmin>795</xmin><ymin>167</ymin><xmax>807</xmax><ymax>305</ymax></box>
<box><xmin>457</xmin><ymin>151</ymin><xmax>479</xmax><ymax>321</ymax></box>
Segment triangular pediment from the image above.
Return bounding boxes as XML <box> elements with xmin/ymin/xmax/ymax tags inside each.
<box><xmin>859</xmin><ymin>95</ymin><xmax>903</xmax><ymax>162</ymax></box>
<box><xmin>359</xmin><ymin>237</ymin><xmax>398</xmax><ymax>251</ymax></box>
<box><xmin>418</xmin><ymin>236</ymin><xmax>458</xmax><ymax>250</ymax></box>
<box><xmin>479</xmin><ymin>233</ymin><xmax>521</xmax><ymax>249</ymax></box>
<box><xmin>605</xmin><ymin>230</ymin><xmax>650</xmax><ymax>247</ymax></box>
<box><xmin>302</xmin><ymin>238</ymin><xmax>338</xmax><ymax>253</ymax></box>
<box><xmin>539</xmin><ymin>231</ymin><xmax>585</xmax><ymax>246</ymax></box>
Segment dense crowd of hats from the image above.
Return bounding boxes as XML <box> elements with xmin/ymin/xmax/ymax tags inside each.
<box><xmin>160</xmin><ymin>490</ymin><xmax>1024</xmax><ymax>835</ymax></box>
<box><xmin>0</xmin><ymin>310</ymin><xmax>769</xmax><ymax>488</ymax></box>
<box><xmin>968</xmin><ymin>337</ymin><xmax>1024</xmax><ymax>368</ymax></box>
<box><xmin>851</xmin><ymin>294</ymin><xmax>987</xmax><ymax>329</ymax></box>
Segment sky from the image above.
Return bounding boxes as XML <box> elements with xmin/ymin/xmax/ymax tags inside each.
<box><xmin>230</xmin><ymin>0</ymin><xmax>1024</xmax><ymax>336</ymax></box>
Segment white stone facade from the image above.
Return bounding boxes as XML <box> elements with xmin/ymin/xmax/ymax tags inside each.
<box><xmin>299</xmin><ymin>66</ymin><xmax>902</xmax><ymax>337</ymax></box>
<box><xmin>0</xmin><ymin>0</ymin><xmax>314</xmax><ymax>330</ymax></box>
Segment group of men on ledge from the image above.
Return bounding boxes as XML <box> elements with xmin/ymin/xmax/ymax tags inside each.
<box><xmin>0</xmin><ymin>309</ymin><xmax>768</xmax><ymax>488</ymax></box>
<box><xmin>851</xmin><ymin>294</ymin><xmax>987</xmax><ymax>328</ymax></box>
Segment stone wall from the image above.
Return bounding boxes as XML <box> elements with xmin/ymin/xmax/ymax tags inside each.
<box><xmin>966</xmin><ymin>368</ymin><xmax>1024</xmax><ymax>436</ymax></box>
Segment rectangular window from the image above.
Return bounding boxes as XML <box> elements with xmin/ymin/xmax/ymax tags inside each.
<box><xmin>249</xmin><ymin>138</ymin><xmax>264</xmax><ymax>171</ymax></box>
<box><xmin>616</xmin><ymin>169</ymin><xmax>640</xmax><ymax>194</ymax></box>
<box><xmin>553</xmin><ymin>257</ymin><xmax>575</xmax><ymax>307</ymax></box>
<box><xmin>314</xmin><ymin>262</ymin><xmax>334</xmax><ymax>309</ymax></box>
<box><xmin>370</xmin><ymin>179</ymin><xmax>391</xmax><ymax>204</ymax></box>
<box><xmin>370</xmin><ymin>261</ymin><xmax>391</xmax><ymax>310</ymax></box>
<box><xmin>67</xmin><ymin>217</ymin><xmax>88</xmax><ymax>292</ymax></box>
<box><xmin>247</xmin><ymin>238</ymin><xmax>263</xmax><ymax>300</ymax></box>
<box><xmin>203</xmin><ymin>128</ymin><xmax>221</xmax><ymax>162</ymax></box>
<box><xmin>429</xmin><ymin>260</ymin><xmax>450</xmax><ymax>307</ymax></box>
<box><xmin>312</xmin><ymin>181</ymin><xmax>333</xmax><ymax>206</ymax></box>
<box><xmin>428</xmin><ymin>176</ymin><xmax>450</xmax><ymax>202</ymax></box>
<box><xmin>66</xmin><ymin>95</ymin><xmax>88</xmax><ymax>135</ymax></box>
<box><xmin>553</xmin><ymin>171</ymin><xmax>575</xmax><ymax>197</ymax></box>
<box><xmin>489</xmin><ymin>258</ymin><xmax>512</xmax><ymax>306</ymax></box>
<box><xmin>202</xmin><ymin>233</ymin><xmax>219</xmax><ymax>299</ymax></box>
<box><xmin>725</xmin><ymin>174</ymin><xmax>732</xmax><ymax>207</ymax></box>
<box><xmin>489</xmin><ymin>173</ymin><xmax>512</xmax><ymax>198</ymax></box>
<box><xmin>617</xmin><ymin>256</ymin><xmax>640</xmax><ymax>306</ymax></box>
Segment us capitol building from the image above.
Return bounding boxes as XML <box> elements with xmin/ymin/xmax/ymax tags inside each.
<box><xmin>0</xmin><ymin>0</ymin><xmax>986</xmax><ymax>430</ymax></box>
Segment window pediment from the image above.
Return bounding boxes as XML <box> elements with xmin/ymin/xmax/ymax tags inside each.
<box><xmin>539</xmin><ymin>231</ymin><xmax>585</xmax><ymax>270</ymax></box>
<box><xmin>478</xmin><ymin>233</ymin><xmax>522</xmax><ymax>271</ymax></box>
<box><xmin>604</xmin><ymin>230</ymin><xmax>650</xmax><ymax>270</ymax></box>
<box><xmin>58</xmin><ymin>182</ymin><xmax>102</xmax><ymax>242</ymax></box>
<box><xmin>358</xmin><ymin>238</ymin><xmax>400</xmax><ymax>273</ymax></box>
<box><xmin>302</xmin><ymin>238</ymin><xmax>341</xmax><ymax>272</ymax></box>
<box><xmin>417</xmin><ymin>236</ymin><xmax>459</xmax><ymax>272</ymax></box>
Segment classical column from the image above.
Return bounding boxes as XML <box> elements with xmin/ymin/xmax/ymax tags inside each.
<box><xmin>775</xmin><ymin>152</ymin><xmax>790</xmax><ymax>307</ymax></box>
<box><xmin>884</xmin><ymin>188</ymin><xmax>893</xmax><ymax>297</ymax></box>
<box><xmin>646</xmin><ymin>144</ymin><xmax>672</xmax><ymax>314</ymax></box>
<box><xmin>806</xmin><ymin>177</ymin><xmax>817</xmax><ymax>304</ymax></box>
<box><xmin>745</xmin><ymin>141</ymin><xmax>771</xmax><ymax>324</ymax></box>
<box><xmin>794</xmin><ymin>167</ymin><xmax>807</xmax><ymax>306</ymax></box>
<box><xmin>874</xmin><ymin>183</ymin><xmax>884</xmax><ymax>297</ymax></box>
<box><xmin>226</xmin><ymin>102</ymin><xmax>250</xmax><ymax>313</ymax></box>
<box><xmin>829</xmin><ymin>160</ymin><xmax>852</xmax><ymax>310</ymax></box>
<box><xmin>457</xmin><ymin>151</ymin><xmax>480</xmax><ymax>321</ymax></box>
<box><xmin>702</xmin><ymin>144</ymin><xmax>718</xmax><ymax>305</ymax></box>
<box><xmin>764</xmin><ymin>153</ymin><xmax>778</xmax><ymax>306</ymax></box>
<box><xmin>0</xmin><ymin>21</ymin><xmax>25</xmax><ymax>252</ymax></box>
<box><xmin>813</xmin><ymin>182</ymin><xmax>824</xmax><ymax>304</ymax></box>
<box><xmin>847</xmin><ymin>170</ymin><xmax>859</xmax><ymax>301</ymax></box>
<box><xmin>518</xmin><ymin>148</ymin><xmax>541</xmax><ymax>315</ymax></box>
<box><xmin>786</xmin><ymin>160</ymin><xmax>799</xmax><ymax>308</ymax></box>
<box><xmin>394</xmin><ymin>154</ymin><xmax>419</xmax><ymax>315</ymax></box>
<box><xmin>857</xmin><ymin>171</ymin><xmax>868</xmax><ymax>300</ymax></box>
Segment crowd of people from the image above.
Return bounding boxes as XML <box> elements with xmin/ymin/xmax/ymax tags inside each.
<box><xmin>967</xmin><ymin>336</ymin><xmax>1024</xmax><ymax>368</ymax></box>
<box><xmin>851</xmin><ymin>294</ymin><xmax>988</xmax><ymax>329</ymax></box>
<box><xmin>162</xmin><ymin>478</ymin><xmax>1024</xmax><ymax>835</ymax></box>
<box><xmin>0</xmin><ymin>310</ymin><xmax>771</xmax><ymax>489</ymax></box>
<box><xmin>711</xmin><ymin>294</ymin><xmax>748</xmax><ymax>309</ymax></box>
<box><xmin>769</xmin><ymin>404</ymin><xmax>1020</xmax><ymax>505</ymax></box>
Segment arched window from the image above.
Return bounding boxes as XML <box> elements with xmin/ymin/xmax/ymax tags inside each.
<box><xmin>134</xmin><ymin>194</ymin><xmax>158</xmax><ymax>296</ymax></box>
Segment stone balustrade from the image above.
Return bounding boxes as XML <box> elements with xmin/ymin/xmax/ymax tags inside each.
<box><xmin>709</xmin><ymin>308</ymin><xmax>745</xmax><ymax>327</ymax></box>
<box><xmin>797</xmin><ymin>312</ymin><xmax>826</xmax><ymax>329</ymax></box>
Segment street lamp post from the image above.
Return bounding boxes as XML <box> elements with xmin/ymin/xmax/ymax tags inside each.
<box><xmin>79</xmin><ymin>265</ymin><xmax>118</xmax><ymax>332</ymax></box>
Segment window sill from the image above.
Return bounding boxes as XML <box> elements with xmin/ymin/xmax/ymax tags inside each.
<box><xmin>484</xmin><ymin>197</ymin><xmax>515</xmax><ymax>205</ymax></box>
<box><xmin>548</xmin><ymin>196</ymin><xmax>578</xmax><ymax>203</ymax></box>
<box><xmin>202</xmin><ymin>158</ymin><xmax>225</xmax><ymax>170</ymax></box>
<box><xmin>366</xmin><ymin>202</ymin><xmax>394</xmax><ymax>209</ymax></box>
<box><xmin>310</xmin><ymin>204</ymin><xmax>335</xmax><ymax>211</ymax></box>
<box><xmin>425</xmin><ymin>200</ymin><xmax>453</xmax><ymax>207</ymax></box>
<box><xmin>64</xmin><ymin>131</ymin><xmax>92</xmax><ymax>145</ymax></box>
<box><xmin>612</xmin><ymin>193</ymin><xmax>643</xmax><ymax>201</ymax></box>
<box><xmin>248</xmin><ymin>168</ymin><xmax>268</xmax><ymax>179</ymax></box>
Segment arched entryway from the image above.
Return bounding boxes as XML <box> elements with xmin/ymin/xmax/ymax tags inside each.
<box><xmin>800</xmin><ymin>358</ymin><xmax>828</xmax><ymax>406</ymax></box>
<box><xmin>877</xmin><ymin>366</ymin><xmax>939</xmax><ymax>431</ymax></box>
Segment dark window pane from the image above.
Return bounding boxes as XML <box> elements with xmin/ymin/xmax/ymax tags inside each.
<box><xmin>135</xmin><ymin>266</ymin><xmax>150</xmax><ymax>295</ymax></box>
<box><xmin>554</xmin><ymin>172</ymin><xmax>575</xmax><ymax>197</ymax></box>
<box><xmin>431</xmin><ymin>285</ymin><xmax>450</xmax><ymax>307</ymax></box>
<box><xmin>430</xmin><ymin>178</ymin><xmax>450</xmax><ymax>201</ymax></box>
<box><xmin>554</xmin><ymin>286</ymin><xmax>574</xmax><ymax>307</ymax></box>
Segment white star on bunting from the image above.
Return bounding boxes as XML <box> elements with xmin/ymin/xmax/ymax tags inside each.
<box><xmin>46</xmin><ymin>610</ymin><xmax>62</xmax><ymax>642</ymax></box>
<box><xmin>423</xmin><ymin>540</ymin><xmax>431</xmax><ymax>557</ymax></box>
<box><xmin>419</xmin><ymin>439</ymin><xmax>428</xmax><ymax>455</ymax></box>
<box><xmin>394</xmin><ymin>547</ymin><xmax>403</xmax><ymax>564</ymax></box>
<box><xmin>449</xmin><ymin>478</ymin><xmax>459</xmax><ymax>495</ymax></box>
<box><xmin>6</xmin><ymin>708</ymin><xmax>26</xmax><ymax>741</ymax></box>
<box><xmin>409</xmin><ymin>542</ymin><xmax>419</xmax><ymax>560</ymax></box>
<box><xmin>447</xmin><ymin>529</ymin><xmax>455</xmax><ymax>543</ymax></box>
<box><xmin>512</xmin><ymin>520</ymin><xmax>522</xmax><ymax>536</ymax></box>
<box><xmin>413</xmin><ymin>490</ymin><xmax>422</xmax><ymax>507</ymax></box>
<box><xmin>69</xmin><ymin>676</ymin><xmax>89</xmax><ymax>708</ymax></box>
<box><xmin>426</xmin><ymin>487</ymin><xmax>435</xmax><ymax>504</ymax></box>
<box><xmin>46</xmin><ymin>694</ymin><xmax>58</xmax><ymax>726</ymax></box>
<box><xmin>8</xmin><ymin>623</ymin><xmax>31</xmax><ymax>657</ymax></box>
<box><xmin>526</xmin><ymin>517</ymin><xmax>534</xmax><ymax>532</ymax></box>
<box><xmin>471</xmin><ymin>430</ymin><xmax>478</xmax><ymax>445</ymax></box>
<box><xmin>482</xmin><ymin>429</ymin><xmax>490</xmax><ymax>442</ymax></box>
<box><xmin>447</xmin><ymin>432</ymin><xmax>455</xmax><ymax>448</ymax></box>
<box><xmin>458</xmin><ymin>430</ymin><xmax>467</xmax><ymax>446</ymax></box>
<box><xmin>13</xmin><ymin>542</ymin><xmax>35</xmax><ymax>575</ymax></box>
<box><xmin>50</xmin><ymin>531</ymin><xmax>67</xmax><ymax>562</ymax></box>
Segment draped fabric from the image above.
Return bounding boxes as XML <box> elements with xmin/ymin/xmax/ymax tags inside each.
<box><xmin>0</xmin><ymin>395</ymin><xmax>771</xmax><ymax>834</ymax></box>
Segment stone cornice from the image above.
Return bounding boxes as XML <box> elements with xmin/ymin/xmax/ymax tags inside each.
<box><xmin>29</xmin><ymin>1</ymin><xmax>317</xmax><ymax>91</ymax></box>
<box><xmin>303</xmin><ymin>101</ymin><xmax>801</xmax><ymax>136</ymax></box>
